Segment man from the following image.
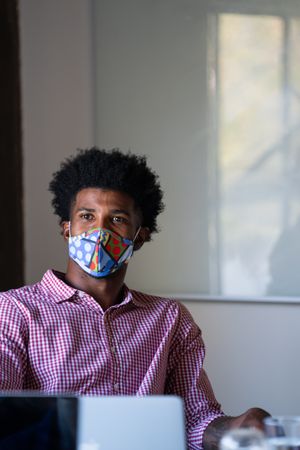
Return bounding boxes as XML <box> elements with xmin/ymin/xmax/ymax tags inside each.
<box><xmin>0</xmin><ymin>148</ymin><xmax>268</xmax><ymax>449</ymax></box>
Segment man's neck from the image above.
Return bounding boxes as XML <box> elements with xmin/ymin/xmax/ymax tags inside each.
<box><xmin>64</xmin><ymin>260</ymin><xmax>127</xmax><ymax>311</ymax></box>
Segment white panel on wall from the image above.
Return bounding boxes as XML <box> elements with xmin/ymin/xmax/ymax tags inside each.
<box><xmin>92</xmin><ymin>0</ymin><xmax>211</xmax><ymax>296</ymax></box>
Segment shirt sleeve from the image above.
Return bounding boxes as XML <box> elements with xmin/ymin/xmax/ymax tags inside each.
<box><xmin>0</xmin><ymin>295</ymin><xmax>28</xmax><ymax>389</ymax></box>
<box><xmin>165</xmin><ymin>303</ymin><xmax>224</xmax><ymax>450</ymax></box>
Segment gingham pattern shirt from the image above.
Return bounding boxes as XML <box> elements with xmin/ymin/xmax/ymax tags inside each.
<box><xmin>0</xmin><ymin>270</ymin><xmax>224</xmax><ymax>449</ymax></box>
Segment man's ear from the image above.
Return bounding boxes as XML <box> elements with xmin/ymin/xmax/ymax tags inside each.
<box><xmin>61</xmin><ymin>221</ymin><xmax>70</xmax><ymax>241</ymax></box>
<box><xmin>133</xmin><ymin>227</ymin><xmax>150</xmax><ymax>251</ymax></box>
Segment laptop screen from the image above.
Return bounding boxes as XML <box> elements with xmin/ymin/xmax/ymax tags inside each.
<box><xmin>77</xmin><ymin>396</ymin><xmax>186</xmax><ymax>450</ymax></box>
<box><xmin>0</xmin><ymin>395</ymin><xmax>77</xmax><ymax>450</ymax></box>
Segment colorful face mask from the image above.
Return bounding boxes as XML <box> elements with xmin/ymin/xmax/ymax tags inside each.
<box><xmin>68</xmin><ymin>226</ymin><xmax>137</xmax><ymax>278</ymax></box>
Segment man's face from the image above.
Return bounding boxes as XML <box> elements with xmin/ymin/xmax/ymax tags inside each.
<box><xmin>64</xmin><ymin>187</ymin><xmax>142</xmax><ymax>241</ymax></box>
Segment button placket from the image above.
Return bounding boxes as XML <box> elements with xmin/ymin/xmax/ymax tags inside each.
<box><xmin>105</xmin><ymin>311</ymin><xmax>121</xmax><ymax>394</ymax></box>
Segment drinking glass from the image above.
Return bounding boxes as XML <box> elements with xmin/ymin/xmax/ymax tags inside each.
<box><xmin>220</xmin><ymin>428</ymin><xmax>267</xmax><ymax>450</ymax></box>
<box><xmin>264</xmin><ymin>416</ymin><xmax>300</xmax><ymax>450</ymax></box>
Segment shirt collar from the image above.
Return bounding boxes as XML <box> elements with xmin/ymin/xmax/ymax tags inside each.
<box><xmin>41</xmin><ymin>270</ymin><xmax>145</xmax><ymax>308</ymax></box>
<box><xmin>41</xmin><ymin>270</ymin><xmax>77</xmax><ymax>303</ymax></box>
<box><xmin>121</xmin><ymin>285</ymin><xmax>145</xmax><ymax>308</ymax></box>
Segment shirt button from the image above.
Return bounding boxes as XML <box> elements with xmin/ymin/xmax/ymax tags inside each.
<box><xmin>113</xmin><ymin>383</ymin><xmax>119</xmax><ymax>392</ymax></box>
<box><xmin>78</xmin><ymin>291</ymin><xmax>84</xmax><ymax>298</ymax></box>
<box><xmin>111</xmin><ymin>346</ymin><xmax>116</xmax><ymax>354</ymax></box>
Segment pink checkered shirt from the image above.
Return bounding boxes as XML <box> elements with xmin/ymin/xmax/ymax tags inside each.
<box><xmin>0</xmin><ymin>270</ymin><xmax>223</xmax><ymax>449</ymax></box>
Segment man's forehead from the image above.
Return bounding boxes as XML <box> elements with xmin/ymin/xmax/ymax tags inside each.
<box><xmin>71</xmin><ymin>187</ymin><xmax>141</xmax><ymax>216</ymax></box>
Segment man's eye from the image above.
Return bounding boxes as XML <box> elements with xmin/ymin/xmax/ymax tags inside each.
<box><xmin>112</xmin><ymin>216</ymin><xmax>126</xmax><ymax>223</ymax></box>
<box><xmin>81</xmin><ymin>213</ymin><xmax>94</xmax><ymax>221</ymax></box>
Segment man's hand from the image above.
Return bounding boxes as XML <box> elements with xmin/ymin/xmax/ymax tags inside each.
<box><xmin>203</xmin><ymin>408</ymin><xmax>270</xmax><ymax>450</ymax></box>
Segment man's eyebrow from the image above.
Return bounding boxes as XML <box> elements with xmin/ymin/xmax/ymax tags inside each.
<box><xmin>75</xmin><ymin>207</ymin><xmax>130</xmax><ymax>216</ymax></box>
<box><xmin>75</xmin><ymin>207</ymin><xmax>96</xmax><ymax>212</ymax></box>
<box><xmin>110</xmin><ymin>208</ymin><xmax>130</xmax><ymax>216</ymax></box>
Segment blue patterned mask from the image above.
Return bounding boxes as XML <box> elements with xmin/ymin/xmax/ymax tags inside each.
<box><xmin>68</xmin><ymin>226</ymin><xmax>136</xmax><ymax>278</ymax></box>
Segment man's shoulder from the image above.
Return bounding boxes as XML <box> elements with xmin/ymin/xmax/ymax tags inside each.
<box><xmin>129</xmin><ymin>289</ymin><xmax>201</xmax><ymax>345</ymax></box>
<box><xmin>128</xmin><ymin>288</ymin><xmax>192</xmax><ymax>320</ymax></box>
<box><xmin>0</xmin><ymin>281</ymin><xmax>40</xmax><ymax>298</ymax></box>
<box><xmin>0</xmin><ymin>271</ymin><xmax>50</xmax><ymax>306</ymax></box>
<box><xmin>0</xmin><ymin>283</ymin><xmax>42</xmax><ymax>325</ymax></box>
<box><xmin>129</xmin><ymin>288</ymin><xmax>179</xmax><ymax>307</ymax></box>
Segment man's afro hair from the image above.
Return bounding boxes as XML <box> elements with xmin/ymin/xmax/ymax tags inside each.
<box><xmin>49</xmin><ymin>147</ymin><xmax>164</xmax><ymax>235</ymax></box>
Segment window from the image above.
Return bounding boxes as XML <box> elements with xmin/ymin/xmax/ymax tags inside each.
<box><xmin>208</xmin><ymin>1</ymin><xmax>300</xmax><ymax>298</ymax></box>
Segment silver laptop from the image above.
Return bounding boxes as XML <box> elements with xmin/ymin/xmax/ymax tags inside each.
<box><xmin>77</xmin><ymin>396</ymin><xmax>187</xmax><ymax>450</ymax></box>
<box><xmin>0</xmin><ymin>394</ymin><xmax>186</xmax><ymax>450</ymax></box>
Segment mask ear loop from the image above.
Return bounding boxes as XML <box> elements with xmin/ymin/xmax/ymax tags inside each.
<box><xmin>133</xmin><ymin>226</ymin><xmax>141</xmax><ymax>242</ymax></box>
<box><xmin>69</xmin><ymin>221</ymin><xmax>72</xmax><ymax>238</ymax></box>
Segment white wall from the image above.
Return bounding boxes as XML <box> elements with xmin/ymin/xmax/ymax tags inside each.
<box><xmin>19</xmin><ymin>0</ymin><xmax>94</xmax><ymax>283</ymax></box>
<box><xmin>19</xmin><ymin>0</ymin><xmax>300</xmax><ymax>417</ymax></box>
<box><xmin>186</xmin><ymin>300</ymin><xmax>300</xmax><ymax>416</ymax></box>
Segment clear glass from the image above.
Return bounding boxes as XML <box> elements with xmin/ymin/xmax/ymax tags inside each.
<box><xmin>220</xmin><ymin>428</ymin><xmax>266</xmax><ymax>450</ymax></box>
<box><xmin>264</xmin><ymin>416</ymin><xmax>300</xmax><ymax>450</ymax></box>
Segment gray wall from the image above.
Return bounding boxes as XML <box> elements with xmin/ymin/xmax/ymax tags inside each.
<box><xmin>19</xmin><ymin>0</ymin><xmax>94</xmax><ymax>281</ymax></box>
<box><xmin>19</xmin><ymin>0</ymin><xmax>300</xmax><ymax>416</ymax></box>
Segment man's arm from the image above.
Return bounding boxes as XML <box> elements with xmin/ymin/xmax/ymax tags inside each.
<box><xmin>166</xmin><ymin>303</ymin><xmax>270</xmax><ymax>449</ymax></box>
<box><xmin>165</xmin><ymin>304</ymin><xmax>225</xmax><ymax>449</ymax></box>
<box><xmin>203</xmin><ymin>407</ymin><xmax>270</xmax><ymax>450</ymax></box>
<box><xmin>0</xmin><ymin>296</ymin><xmax>27</xmax><ymax>389</ymax></box>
